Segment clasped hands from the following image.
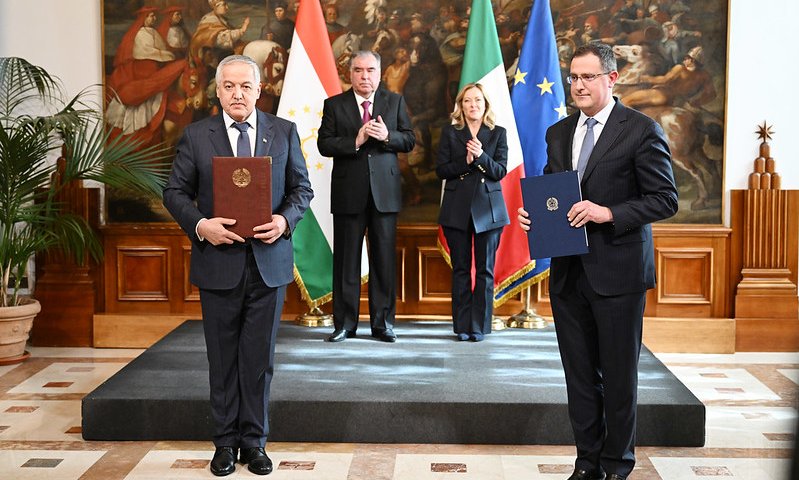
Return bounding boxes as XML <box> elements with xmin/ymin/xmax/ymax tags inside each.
<box><xmin>517</xmin><ymin>201</ymin><xmax>613</xmax><ymax>230</ymax></box>
<box><xmin>198</xmin><ymin>215</ymin><xmax>288</xmax><ymax>246</ymax></box>
<box><xmin>465</xmin><ymin>138</ymin><xmax>483</xmax><ymax>164</ymax></box>
<box><xmin>356</xmin><ymin>115</ymin><xmax>389</xmax><ymax>149</ymax></box>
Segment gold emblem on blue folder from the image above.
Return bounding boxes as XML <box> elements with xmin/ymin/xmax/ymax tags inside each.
<box><xmin>546</xmin><ymin>197</ymin><xmax>559</xmax><ymax>211</ymax></box>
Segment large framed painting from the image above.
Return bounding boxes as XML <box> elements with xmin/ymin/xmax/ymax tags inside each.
<box><xmin>102</xmin><ymin>0</ymin><xmax>726</xmax><ymax>225</ymax></box>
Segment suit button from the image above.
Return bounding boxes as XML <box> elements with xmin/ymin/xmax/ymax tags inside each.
<box><xmin>481</xmin><ymin>178</ymin><xmax>485</xmax><ymax>183</ymax></box>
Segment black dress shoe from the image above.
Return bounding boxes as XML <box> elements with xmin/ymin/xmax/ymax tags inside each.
<box><xmin>328</xmin><ymin>329</ymin><xmax>355</xmax><ymax>342</ymax></box>
<box><xmin>371</xmin><ymin>329</ymin><xmax>397</xmax><ymax>342</ymax></box>
<box><xmin>239</xmin><ymin>447</ymin><xmax>273</xmax><ymax>475</ymax></box>
<box><xmin>567</xmin><ymin>469</ymin><xmax>606</xmax><ymax>480</ymax></box>
<box><xmin>210</xmin><ymin>446</ymin><xmax>237</xmax><ymax>476</ymax></box>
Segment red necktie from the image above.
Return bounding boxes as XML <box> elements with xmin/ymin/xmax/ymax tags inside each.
<box><xmin>361</xmin><ymin>100</ymin><xmax>371</xmax><ymax>124</ymax></box>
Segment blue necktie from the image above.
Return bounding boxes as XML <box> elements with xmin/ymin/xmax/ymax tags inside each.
<box><xmin>233</xmin><ymin>122</ymin><xmax>250</xmax><ymax>157</ymax></box>
<box><xmin>576</xmin><ymin>117</ymin><xmax>598</xmax><ymax>179</ymax></box>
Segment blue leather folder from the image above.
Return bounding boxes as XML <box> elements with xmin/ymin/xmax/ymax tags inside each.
<box><xmin>520</xmin><ymin>170</ymin><xmax>589</xmax><ymax>259</ymax></box>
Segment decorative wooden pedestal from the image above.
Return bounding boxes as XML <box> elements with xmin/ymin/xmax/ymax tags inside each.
<box><xmin>732</xmin><ymin>126</ymin><xmax>799</xmax><ymax>351</ymax></box>
<box><xmin>30</xmin><ymin>160</ymin><xmax>100</xmax><ymax>347</ymax></box>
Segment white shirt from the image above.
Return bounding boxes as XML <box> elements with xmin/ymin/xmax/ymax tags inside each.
<box><xmin>222</xmin><ymin>110</ymin><xmax>257</xmax><ymax>156</ymax></box>
<box><xmin>354</xmin><ymin>91</ymin><xmax>375</xmax><ymax>120</ymax></box>
<box><xmin>571</xmin><ymin>100</ymin><xmax>615</xmax><ymax>171</ymax></box>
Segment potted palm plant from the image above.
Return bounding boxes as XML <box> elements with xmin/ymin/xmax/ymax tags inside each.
<box><xmin>0</xmin><ymin>57</ymin><xmax>169</xmax><ymax>364</ymax></box>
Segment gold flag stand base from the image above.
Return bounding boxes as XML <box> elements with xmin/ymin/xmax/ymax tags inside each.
<box><xmin>492</xmin><ymin>316</ymin><xmax>507</xmax><ymax>331</ymax></box>
<box><xmin>508</xmin><ymin>308</ymin><xmax>548</xmax><ymax>329</ymax></box>
<box><xmin>504</xmin><ymin>284</ymin><xmax>549</xmax><ymax>329</ymax></box>
<box><xmin>295</xmin><ymin>307</ymin><xmax>333</xmax><ymax>328</ymax></box>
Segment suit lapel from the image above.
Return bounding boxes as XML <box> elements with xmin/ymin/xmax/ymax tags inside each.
<box><xmin>372</xmin><ymin>87</ymin><xmax>387</xmax><ymax>122</ymax></box>
<box><xmin>209</xmin><ymin>115</ymin><xmax>234</xmax><ymax>156</ymax></box>
<box><xmin>476</xmin><ymin>124</ymin><xmax>492</xmax><ymax>147</ymax></box>
<box><xmin>582</xmin><ymin>100</ymin><xmax>627</xmax><ymax>182</ymax></box>
<box><xmin>562</xmin><ymin>114</ymin><xmax>579</xmax><ymax>172</ymax></box>
<box><xmin>255</xmin><ymin>110</ymin><xmax>274</xmax><ymax>156</ymax></box>
<box><xmin>454</xmin><ymin>124</ymin><xmax>472</xmax><ymax>146</ymax></box>
<box><xmin>344</xmin><ymin>89</ymin><xmax>364</xmax><ymax>128</ymax></box>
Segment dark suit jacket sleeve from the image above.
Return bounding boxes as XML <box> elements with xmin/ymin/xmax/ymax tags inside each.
<box><xmin>277</xmin><ymin>121</ymin><xmax>314</xmax><ymax>234</ymax></box>
<box><xmin>435</xmin><ymin>125</ymin><xmax>469</xmax><ymax>180</ymax></box>
<box><xmin>317</xmin><ymin>96</ymin><xmax>357</xmax><ymax>158</ymax></box>
<box><xmin>472</xmin><ymin>127</ymin><xmax>508</xmax><ymax>181</ymax></box>
<box><xmin>163</xmin><ymin>127</ymin><xmax>204</xmax><ymax>242</ymax></box>
<box><xmin>608</xmin><ymin>119</ymin><xmax>678</xmax><ymax>235</ymax></box>
<box><xmin>383</xmin><ymin>94</ymin><xmax>415</xmax><ymax>153</ymax></box>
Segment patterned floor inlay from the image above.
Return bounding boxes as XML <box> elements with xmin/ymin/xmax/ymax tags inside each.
<box><xmin>649</xmin><ymin>457</ymin><xmax>791</xmax><ymax>480</ymax></box>
<box><xmin>0</xmin><ymin>347</ymin><xmax>795</xmax><ymax>479</ymax></box>
<box><xmin>0</xmin><ymin>449</ymin><xmax>106</xmax><ymax>480</ymax></box>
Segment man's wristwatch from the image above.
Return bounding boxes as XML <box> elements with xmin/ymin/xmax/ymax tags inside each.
<box><xmin>383</xmin><ymin>132</ymin><xmax>390</xmax><ymax>145</ymax></box>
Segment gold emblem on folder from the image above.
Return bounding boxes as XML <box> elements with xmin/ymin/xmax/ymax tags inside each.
<box><xmin>546</xmin><ymin>197</ymin><xmax>559</xmax><ymax>211</ymax></box>
<box><xmin>232</xmin><ymin>168</ymin><xmax>251</xmax><ymax>188</ymax></box>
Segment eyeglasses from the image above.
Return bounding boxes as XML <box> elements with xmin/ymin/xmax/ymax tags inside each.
<box><xmin>567</xmin><ymin>72</ymin><xmax>610</xmax><ymax>84</ymax></box>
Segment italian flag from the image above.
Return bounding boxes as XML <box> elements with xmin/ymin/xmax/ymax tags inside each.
<box><xmin>277</xmin><ymin>0</ymin><xmax>367</xmax><ymax>308</ymax></box>
<box><xmin>437</xmin><ymin>0</ymin><xmax>535</xmax><ymax>306</ymax></box>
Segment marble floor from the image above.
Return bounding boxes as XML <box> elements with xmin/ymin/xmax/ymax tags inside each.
<box><xmin>0</xmin><ymin>346</ymin><xmax>797</xmax><ymax>479</ymax></box>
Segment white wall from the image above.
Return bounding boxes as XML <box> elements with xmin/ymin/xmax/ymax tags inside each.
<box><xmin>0</xmin><ymin>0</ymin><xmax>103</xmax><ymax>106</ymax></box>
<box><xmin>725</xmin><ymin>0</ymin><xmax>799</xmax><ymax>224</ymax></box>
<box><xmin>1</xmin><ymin>0</ymin><xmax>796</xmax><ymax>227</ymax></box>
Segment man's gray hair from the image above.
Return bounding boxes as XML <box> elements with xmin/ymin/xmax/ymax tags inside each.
<box><xmin>216</xmin><ymin>55</ymin><xmax>261</xmax><ymax>86</ymax></box>
<box><xmin>349</xmin><ymin>50</ymin><xmax>381</xmax><ymax>70</ymax></box>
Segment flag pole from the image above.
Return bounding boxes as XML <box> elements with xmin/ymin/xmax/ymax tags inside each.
<box><xmin>508</xmin><ymin>284</ymin><xmax>547</xmax><ymax>329</ymax></box>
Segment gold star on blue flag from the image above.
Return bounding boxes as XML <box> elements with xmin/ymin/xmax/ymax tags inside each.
<box><xmin>537</xmin><ymin>77</ymin><xmax>555</xmax><ymax>95</ymax></box>
<box><xmin>513</xmin><ymin>68</ymin><xmax>528</xmax><ymax>85</ymax></box>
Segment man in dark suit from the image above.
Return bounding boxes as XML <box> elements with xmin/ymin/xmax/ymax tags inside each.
<box><xmin>163</xmin><ymin>55</ymin><xmax>312</xmax><ymax>476</ymax></box>
<box><xmin>519</xmin><ymin>43</ymin><xmax>678</xmax><ymax>480</ymax></box>
<box><xmin>318</xmin><ymin>51</ymin><xmax>415</xmax><ymax>343</ymax></box>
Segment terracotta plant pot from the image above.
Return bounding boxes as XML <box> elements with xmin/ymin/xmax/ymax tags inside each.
<box><xmin>0</xmin><ymin>298</ymin><xmax>40</xmax><ymax>364</ymax></box>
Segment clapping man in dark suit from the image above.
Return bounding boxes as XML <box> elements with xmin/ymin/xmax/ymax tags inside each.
<box><xmin>163</xmin><ymin>55</ymin><xmax>313</xmax><ymax>476</ymax></box>
<box><xmin>518</xmin><ymin>43</ymin><xmax>678</xmax><ymax>480</ymax></box>
<box><xmin>318</xmin><ymin>51</ymin><xmax>415</xmax><ymax>343</ymax></box>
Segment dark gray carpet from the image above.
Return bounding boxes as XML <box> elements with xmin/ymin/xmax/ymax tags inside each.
<box><xmin>82</xmin><ymin>320</ymin><xmax>705</xmax><ymax>446</ymax></box>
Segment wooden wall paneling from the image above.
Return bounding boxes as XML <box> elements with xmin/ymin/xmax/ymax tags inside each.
<box><xmin>397</xmin><ymin>243</ymin><xmax>407</xmax><ymax>307</ymax></box>
<box><xmin>642</xmin><ymin>317</ymin><xmax>735</xmax><ymax>353</ymax></box>
<box><xmin>116</xmin><ymin>247</ymin><xmax>169</xmax><ymax>301</ymax></box>
<box><xmin>647</xmin><ymin>224</ymin><xmax>731</xmax><ymax>318</ymax></box>
<box><xmin>95</xmin><ymin>225</ymin><xmax>195</xmax><ymax>346</ymax></box>
<box><xmin>89</xmin><ymin>222</ymin><xmax>744</xmax><ymax>351</ymax></box>
<box><xmin>103</xmin><ymin>226</ymin><xmax>172</xmax><ymax>314</ymax></box>
<box><xmin>657</xmin><ymin>247</ymin><xmax>713</xmax><ymax>314</ymax></box>
<box><xmin>182</xmin><ymin>246</ymin><xmax>200</xmax><ymax>302</ymax></box>
<box><xmin>416</xmin><ymin>245</ymin><xmax>452</xmax><ymax>314</ymax></box>
<box><xmin>530</xmin><ymin>280</ymin><xmax>553</xmax><ymax>317</ymax></box>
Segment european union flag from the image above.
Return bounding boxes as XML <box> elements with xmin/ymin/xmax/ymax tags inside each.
<box><xmin>503</xmin><ymin>0</ymin><xmax>567</xmax><ymax>294</ymax></box>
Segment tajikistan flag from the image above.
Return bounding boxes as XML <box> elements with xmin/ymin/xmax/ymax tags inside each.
<box><xmin>437</xmin><ymin>0</ymin><xmax>535</xmax><ymax>307</ymax></box>
<box><xmin>277</xmin><ymin>0</ymin><xmax>367</xmax><ymax>308</ymax></box>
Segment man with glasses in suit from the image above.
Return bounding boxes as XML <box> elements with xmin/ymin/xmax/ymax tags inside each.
<box><xmin>518</xmin><ymin>43</ymin><xmax>678</xmax><ymax>480</ymax></box>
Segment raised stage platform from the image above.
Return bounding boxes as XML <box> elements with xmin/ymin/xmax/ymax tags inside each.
<box><xmin>82</xmin><ymin>320</ymin><xmax>705</xmax><ymax>446</ymax></box>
